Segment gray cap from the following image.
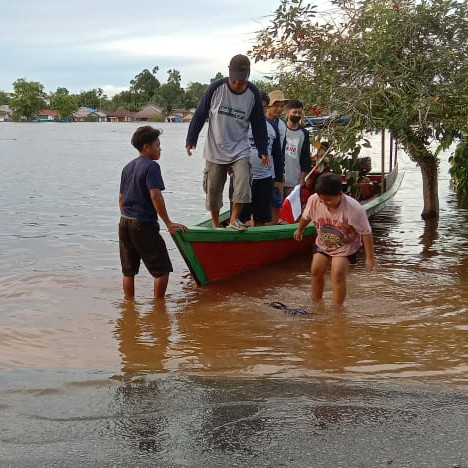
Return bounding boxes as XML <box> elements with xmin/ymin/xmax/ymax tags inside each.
<box><xmin>229</xmin><ymin>54</ymin><xmax>250</xmax><ymax>81</ymax></box>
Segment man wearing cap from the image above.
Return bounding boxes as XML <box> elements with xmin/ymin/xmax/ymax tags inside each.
<box><xmin>267</xmin><ymin>90</ymin><xmax>288</xmax><ymax>224</ymax></box>
<box><xmin>186</xmin><ymin>54</ymin><xmax>269</xmax><ymax>230</ymax></box>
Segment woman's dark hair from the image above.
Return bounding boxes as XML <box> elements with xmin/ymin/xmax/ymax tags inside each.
<box><xmin>315</xmin><ymin>173</ymin><xmax>343</xmax><ymax>196</ymax></box>
<box><xmin>131</xmin><ymin>126</ymin><xmax>161</xmax><ymax>151</ymax></box>
<box><xmin>260</xmin><ymin>91</ymin><xmax>270</xmax><ymax>106</ymax></box>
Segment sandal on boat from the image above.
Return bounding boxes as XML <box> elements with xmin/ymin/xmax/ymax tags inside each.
<box><xmin>227</xmin><ymin>219</ymin><xmax>248</xmax><ymax>231</ymax></box>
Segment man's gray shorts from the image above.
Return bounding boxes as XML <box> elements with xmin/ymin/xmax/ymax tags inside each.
<box><xmin>203</xmin><ymin>158</ymin><xmax>252</xmax><ymax>211</ymax></box>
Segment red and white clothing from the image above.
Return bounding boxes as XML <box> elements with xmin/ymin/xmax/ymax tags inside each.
<box><xmin>302</xmin><ymin>193</ymin><xmax>372</xmax><ymax>256</ymax></box>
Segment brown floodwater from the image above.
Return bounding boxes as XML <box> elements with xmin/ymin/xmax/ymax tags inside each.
<box><xmin>0</xmin><ymin>122</ymin><xmax>467</xmax><ymax>389</ymax></box>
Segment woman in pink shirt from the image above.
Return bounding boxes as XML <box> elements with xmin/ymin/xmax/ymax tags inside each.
<box><xmin>294</xmin><ymin>173</ymin><xmax>376</xmax><ymax>306</ymax></box>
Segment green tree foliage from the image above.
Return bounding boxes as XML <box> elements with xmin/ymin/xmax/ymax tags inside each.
<box><xmin>9</xmin><ymin>78</ymin><xmax>47</xmax><ymax>120</ymax></box>
<box><xmin>109</xmin><ymin>90</ymin><xmax>140</xmax><ymax>112</ymax></box>
<box><xmin>148</xmin><ymin>113</ymin><xmax>166</xmax><ymax>123</ymax></box>
<box><xmin>184</xmin><ymin>81</ymin><xmax>208</xmax><ymax>108</ymax></box>
<box><xmin>74</xmin><ymin>88</ymin><xmax>103</xmax><ymax>109</ymax></box>
<box><xmin>130</xmin><ymin>66</ymin><xmax>161</xmax><ymax>107</ymax></box>
<box><xmin>250</xmin><ymin>0</ymin><xmax>468</xmax><ymax>219</ymax></box>
<box><xmin>157</xmin><ymin>69</ymin><xmax>184</xmax><ymax>113</ymax></box>
<box><xmin>0</xmin><ymin>91</ymin><xmax>10</xmax><ymax>105</ymax></box>
<box><xmin>449</xmin><ymin>139</ymin><xmax>468</xmax><ymax>203</ymax></box>
<box><xmin>49</xmin><ymin>87</ymin><xmax>78</xmax><ymax>119</ymax></box>
<box><xmin>210</xmin><ymin>72</ymin><xmax>223</xmax><ymax>82</ymax></box>
<box><xmin>252</xmin><ymin>79</ymin><xmax>280</xmax><ymax>95</ymax></box>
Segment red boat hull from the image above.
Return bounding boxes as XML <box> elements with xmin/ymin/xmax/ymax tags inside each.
<box><xmin>191</xmin><ymin>236</ymin><xmax>315</xmax><ymax>282</ymax></box>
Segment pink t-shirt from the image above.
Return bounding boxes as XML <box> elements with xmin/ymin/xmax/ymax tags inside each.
<box><xmin>302</xmin><ymin>193</ymin><xmax>372</xmax><ymax>256</ymax></box>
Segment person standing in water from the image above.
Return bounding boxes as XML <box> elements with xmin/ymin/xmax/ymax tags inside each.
<box><xmin>119</xmin><ymin>126</ymin><xmax>187</xmax><ymax>299</ymax></box>
<box><xmin>294</xmin><ymin>173</ymin><xmax>376</xmax><ymax>306</ymax></box>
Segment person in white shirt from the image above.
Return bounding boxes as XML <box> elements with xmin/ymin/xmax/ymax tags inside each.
<box><xmin>283</xmin><ymin>99</ymin><xmax>311</xmax><ymax>197</ymax></box>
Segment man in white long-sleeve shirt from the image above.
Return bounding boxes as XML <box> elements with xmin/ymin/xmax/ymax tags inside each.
<box><xmin>186</xmin><ymin>54</ymin><xmax>269</xmax><ymax>230</ymax></box>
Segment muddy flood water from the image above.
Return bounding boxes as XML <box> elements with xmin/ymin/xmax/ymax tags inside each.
<box><xmin>0</xmin><ymin>123</ymin><xmax>467</xmax><ymax>467</ymax></box>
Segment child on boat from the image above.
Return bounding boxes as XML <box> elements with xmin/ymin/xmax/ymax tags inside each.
<box><xmin>293</xmin><ymin>172</ymin><xmax>376</xmax><ymax>306</ymax></box>
<box><xmin>119</xmin><ymin>126</ymin><xmax>187</xmax><ymax>299</ymax></box>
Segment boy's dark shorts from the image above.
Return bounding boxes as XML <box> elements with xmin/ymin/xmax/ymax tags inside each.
<box><xmin>313</xmin><ymin>245</ymin><xmax>357</xmax><ymax>264</ymax></box>
<box><xmin>119</xmin><ymin>217</ymin><xmax>173</xmax><ymax>277</ymax></box>
<box><xmin>240</xmin><ymin>176</ymin><xmax>272</xmax><ymax>224</ymax></box>
<box><xmin>271</xmin><ymin>186</ymin><xmax>284</xmax><ymax>208</ymax></box>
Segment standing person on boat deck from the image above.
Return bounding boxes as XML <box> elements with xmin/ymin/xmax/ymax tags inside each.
<box><xmin>283</xmin><ymin>99</ymin><xmax>311</xmax><ymax>198</ymax></box>
<box><xmin>185</xmin><ymin>54</ymin><xmax>269</xmax><ymax>231</ymax></box>
<box><xmin>119</xmin><ymin>126</ymin><xmax>187</xmax><ymax>299</ymax></box>
<box><xmin>294</xmin><ymin>173</ymin><xmax>376</xmax><ymax>306</ymax></box>
<box><xmin>266</xmin><ymin>90</ymin><xmax>288</xmax><ymax>224</ymax></box>
<box><xmin>238</xmin><ymin>91</ymin><xmax>283</xmax><ymax>226</ymax></box>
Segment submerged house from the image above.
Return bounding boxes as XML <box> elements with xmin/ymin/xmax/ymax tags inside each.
<box><xmin>0</xmin><ymin>105</ymin><xmax>12</xmax><ymax>121</ymax></box>
<box><xmin>86</xmin><ymin>110</ymin><xmax>108</xmax><ymax>122</ymax></box>
<box><xmin>107</xmin><ymin>107</ymin><xmax>134</xmax><ymax>122</ymax></box>
<box><xmin>167</xmin><ymin>107</ymin><xmax>194</xmax><ymax>122</ymax></box>
<box><xmin>134</xmin><ymin>105</ymin><xmax>164</xmax><ymax>121</ymax></box>
<box><xmin>36</xmin><ymin>109</ymin><xmax>59</xmax><ymax>121</ymax></box>
<box><xmin>71</xmin><ymin>106</ymin><xmax>94</xmax><ymax>122</ymax></box>
<box><xmin>0</xmin><ymin>109</ymin><xmax>12</xmax><ymax>122</ymax></box>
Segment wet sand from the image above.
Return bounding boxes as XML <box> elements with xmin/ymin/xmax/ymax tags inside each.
<box><xmin>1</xmin><ymin>372</ymin><xmax>467</xmax><ymax>467</ymax></box>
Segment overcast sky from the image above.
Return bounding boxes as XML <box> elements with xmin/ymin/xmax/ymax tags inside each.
<box><xmin>0</xmin><ymin>0</ymin><xmax>284</xmax><ymax>96</ymax></box>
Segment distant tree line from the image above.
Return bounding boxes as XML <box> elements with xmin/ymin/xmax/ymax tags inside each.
<box><xmin>2</xmin><ymin>67</ymin><xmax>276</xmax><ymax>121</ymax></box>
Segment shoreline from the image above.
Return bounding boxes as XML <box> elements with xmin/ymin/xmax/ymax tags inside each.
<box><xmin>2</xmin><ymin>371</ymin><xmax>467</xmax><ymax>466</ymax></box>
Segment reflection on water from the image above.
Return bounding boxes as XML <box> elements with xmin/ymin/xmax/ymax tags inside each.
<box><xmin>0</xmin><ymin>123</ymin><xmax>467</xmax><ymax>389</ymax></box>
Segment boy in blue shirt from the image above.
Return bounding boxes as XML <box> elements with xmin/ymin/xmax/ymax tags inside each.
<box><xmin>119</xmin><ymin>126</ymin><xmax>187</xmax><ymax>299</ymax></box>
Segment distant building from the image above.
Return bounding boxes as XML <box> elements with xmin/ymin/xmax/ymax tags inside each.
<box><xmin>86</xmin><ymin>110</ymin><xmax>108</xmax><ymax>122</ymax></box>
<box><xmin>36</xmin><ymin>109</ymin><xmax>59</xmax><ymax>121</ymax></box>
<box><xmin>0</xmin><ymin>106</ymin><xmax>12</xmax><ymax>122</ymax></box>
<box><xmin>167</xmin><ymin>107</ymin><xmax>194</xmax><ymax>123</ymax></box>
<box><xmin>107</xmin><ymin>107</ymin><xmax>134</xmax><ymax>123</ymax></box>
<box><xmin>72</xmin><ymin>106</ymin><xmax>93</xmax><ymax>122</ymax></box>
<box><xmin>134</xmin><ymin>104</ymin><xmax>164</xmax><ymax>121</ymax></box>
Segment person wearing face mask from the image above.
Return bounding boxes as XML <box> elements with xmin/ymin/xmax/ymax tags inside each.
<box><xmin>283</xmin><ymin>99</ymin><xmax>311</xmax><ymax>198</ymax></box>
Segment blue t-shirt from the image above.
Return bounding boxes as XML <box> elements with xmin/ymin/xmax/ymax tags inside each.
<box><xmin>119</xmin><ymin>156</ymin><xmax>165</xmax><ymax>223</ymax></box>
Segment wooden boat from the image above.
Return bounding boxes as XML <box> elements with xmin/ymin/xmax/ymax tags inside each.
<box><xmin>172</xmin><ymin>161</ymin><xmax>403</xmax><ymax>286</ymax></box>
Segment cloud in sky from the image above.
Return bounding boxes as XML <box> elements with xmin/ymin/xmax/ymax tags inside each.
<box><xmin>0</xmin><ymin>0</ymin><xmax>280</xmax><ymax>94</ymax></box>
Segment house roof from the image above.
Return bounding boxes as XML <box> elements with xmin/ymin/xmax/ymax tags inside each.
<box><xmin>89</xmin><ymin>111</ymin><xmax>108</xmax><ymax>117</ymax></box>
<box><xmin>39</xmin><ymin>109</ymin><xmax>58</xmax><ymax>116</ymax></box>
<box><xmin>134</xmin><ymin>104</ymin><xmax>164</xmax><ymax>118</ymax></box>
<box><xmin>73</xmin><ymin>108</ymin><xmax>92</xmax><ymax>118</ymax></box>
<box><xmin>107</xmin><ymin>107</ymin><xmax>133</xmax><ymax>117</ymax></box>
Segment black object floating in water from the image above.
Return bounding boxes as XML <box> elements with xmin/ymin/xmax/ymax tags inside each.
<box><xmin>267</xmin><ymin>301</ymin><xmax>308</xmax><ymax>316</ymax></box>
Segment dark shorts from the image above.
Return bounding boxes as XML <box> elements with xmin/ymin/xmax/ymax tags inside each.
<box><xmin>119</xmin><ymin>217</ymin><xmax>173</xmax><ymax>277</ymax></box>
<box><xmin>313</xmin><ymin>245</ymin><xmax>357</xmax><ymax>264</ymax></box>
<box><xmin>271</xmin><ymin>186</ymin><xmax>284</xmax><ymax>208</ymax></box>
<box><xmin>239</xmin><ymin>177</ymin><xmax>272</xmax><ymax>224</ymax></box>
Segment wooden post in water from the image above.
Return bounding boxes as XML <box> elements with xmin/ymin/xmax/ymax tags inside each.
<box><xmin>381</xmin><ymin>130</ymin><xmax>386</xmax><ymax>193</ymax></box>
